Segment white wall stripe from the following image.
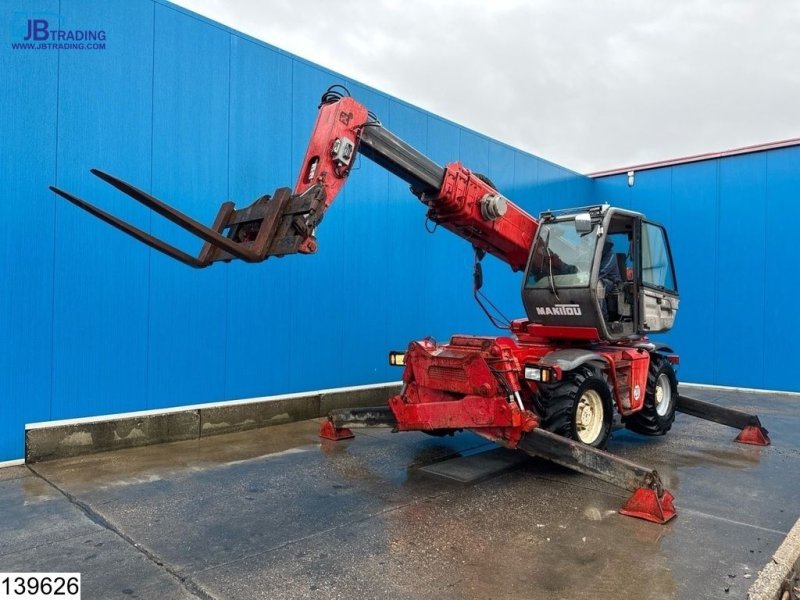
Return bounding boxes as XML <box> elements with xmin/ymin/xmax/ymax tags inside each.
<box><xmin>682</xmin><ymin>382</ymin><xmax>800</xmax><ymax>397</ymax></box>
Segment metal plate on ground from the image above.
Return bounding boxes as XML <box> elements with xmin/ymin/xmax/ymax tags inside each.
<box><xmin>418</xmin><ymin>447</ymin><xmax>527</xmax><ymax>483</ymax></box>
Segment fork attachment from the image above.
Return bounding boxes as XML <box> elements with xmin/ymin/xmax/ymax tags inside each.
<box><xmin>50</xmin><ymin>169</ymin><xmax>327</xmax><ymax>268</ymax></box>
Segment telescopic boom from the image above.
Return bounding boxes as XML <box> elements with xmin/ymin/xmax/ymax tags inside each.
<box><xmin>51</xmin><ymin>87</ymin><xmax>538</xmax><ymax>271</ymax></box>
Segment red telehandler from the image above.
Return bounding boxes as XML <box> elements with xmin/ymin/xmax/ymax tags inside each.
<box><xmin>51</xmin><ymin>86</ymin><xmax>770</xmax><ymax>524</ymax></box>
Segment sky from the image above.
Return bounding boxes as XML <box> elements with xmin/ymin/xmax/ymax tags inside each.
<box><xmin>172</xmin><ymin>0</ymin><xmax>800</xmax><ymax>174</ymax></box>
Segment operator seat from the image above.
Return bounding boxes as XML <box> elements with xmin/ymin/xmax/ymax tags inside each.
<box><xmin>599</xmin><ymin>242</ymin><xmax>624</xmax><ymax>328</ymax></box>
<box><xmin>616</xmin><ymin>253</ymin><xmax>628</xmax><ymax>281</ymax></box>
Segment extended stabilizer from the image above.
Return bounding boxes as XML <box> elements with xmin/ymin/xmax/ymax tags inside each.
<box><xmin>675</xmin><ymin>394</ymin><xmax>770</xmax><ymax>446</ymax></box>
<box><xmin>50</xmin><ymin>169</ymin><xmax>327</xmax><ymax>268</ymax></box>
<box><xmin>515</xmin><ymin>428</ymin><xmax>677</xmax><ymax>524</ymax></box>
<box><xmin>321</xmin><ymin>408</ymin><xmax>677</xmax><ymax>524</ymax></box>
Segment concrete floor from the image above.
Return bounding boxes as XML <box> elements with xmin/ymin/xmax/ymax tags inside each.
<box><xmin>1</xmin><ymin>385</ymin><xmax>798</xmax><ymax>600</ymax></box>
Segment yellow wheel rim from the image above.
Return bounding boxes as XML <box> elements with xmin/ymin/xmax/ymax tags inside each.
<box><xmin>655</xmin><ymin>373</ymin><xmax>673</xmax><ymax>417</ymax></box>
<box><xmin>576</xmin><ymin>389</ymin><xmax>604</xmax><ymax>444</ymax></box>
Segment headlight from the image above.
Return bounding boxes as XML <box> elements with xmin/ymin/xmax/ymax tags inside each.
<box><xmin>524</xmin><ymin>365</ymin><xmax>550</xmax><ymax>382</ymax></box>
<box><xmin>524</xmin><ymin>366</ymin><xmax>541</xmax><ymax>381</ymax></box>
<box><xmin>389</xmin><ymin>351</ymin><xmax>406</xmax><ymax>367</ymax></box>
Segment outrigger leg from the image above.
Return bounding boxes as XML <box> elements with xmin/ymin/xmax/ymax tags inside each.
<box><xmin>676</xmin><ymin>394</ymin><xmax>770</xmax><ymax>446</ymax></box>
<box><xmin>318</xmin><ymin>406</ymin><xmax>397</xmax><ymax>440</ymax></box>
<box><xmin>514</xmin><ymin>428</ymin><xmax>676</xmax><ymax>524</ymax></box>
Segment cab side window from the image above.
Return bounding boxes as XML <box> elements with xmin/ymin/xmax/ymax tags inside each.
<box><xmin>640</xmin><ymin>223</ymin><xmax>676</xmax><ymax>291</ymax></box>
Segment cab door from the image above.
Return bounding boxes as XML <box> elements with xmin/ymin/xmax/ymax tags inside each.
<box><xmin>637</xmin><ymin>221</ymin><xmax>679</xmax><ymax>332</ymax></box>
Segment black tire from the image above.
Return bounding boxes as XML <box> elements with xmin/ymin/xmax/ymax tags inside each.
<box><xmin>538</xmin><ymin>365</ymin><xmax>614</xmax><ymax>449</ymax></box>
<box><xmin>623</xmin><ymin>354</ymin><xmax>677</xmax><ymax>436</ymax></box>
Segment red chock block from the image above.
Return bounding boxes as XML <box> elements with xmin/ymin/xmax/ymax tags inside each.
<box><xmin>619</xmin><ymin>487</ymin><xmax>677</xmax><ymax>524</ymax></box>
<box><xmin>319</xmin><ymin>420</ymin><xmax>354</xmax><ymax>441</ymax></box>
<box><xmin>734</xmin><ymin>424</ymin><xmax>770</xmax><ymax>446</ymax></box>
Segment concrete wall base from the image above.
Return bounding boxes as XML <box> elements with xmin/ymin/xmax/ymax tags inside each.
<box><xmin>26</xmin><ymin>383</ymin><xmax>402</xmax><ymax>463</ymax></box>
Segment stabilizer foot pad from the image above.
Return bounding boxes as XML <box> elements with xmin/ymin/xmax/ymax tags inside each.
<box><xmin>734</xmin><ymin>424</ymin><xmax>770</xmax><ymax>446</ymax></box>
<box><xmin>319</xmin><ymin>420</ymin><xmax>354</xmax><ymax>441</ymax></box>
<box><xmin>619</xmin><ymin>487</ymin><xmax>677</xmax><ymax>524</ymax></box>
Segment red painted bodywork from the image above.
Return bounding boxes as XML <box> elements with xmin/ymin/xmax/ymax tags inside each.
<box><xmin>387</xmin><ymin>337</ymin><xmax>539</xmax><ymax>438</ymax></box>
<box><xmin>429</xmin><ymin>163</ymin><xmax>537</xmax><ymax>272</ymax></box>
<box><xmin>292</xmin><ymin>96</ymin><xmax>369</xmax><ymax>254</ymax></box>
<box><xmin>386</xmin><ymin>327</ymin><xmax>657</xmax><ymax>446</ymax></box>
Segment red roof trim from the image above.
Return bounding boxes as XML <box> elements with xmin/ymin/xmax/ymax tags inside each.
<box><xmin>587</xmin><ymin>137</ymin><xmax>800</xmax><ymax>178</ymax></box>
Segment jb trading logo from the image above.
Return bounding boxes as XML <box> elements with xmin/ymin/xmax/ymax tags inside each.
<box><xmin>10</xmin><ymin>14</ymin><xmax>107</xmax><ymax>51</ymax></box>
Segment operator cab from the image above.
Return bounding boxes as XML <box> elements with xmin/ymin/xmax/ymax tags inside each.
<box><xmin>522</xmin><ymin>205</ymin><xmax>678</xmax><ymax>342</ymax></box>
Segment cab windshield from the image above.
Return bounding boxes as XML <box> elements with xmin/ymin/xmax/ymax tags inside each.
<box><xmin>525</xmin><ymin>220</ymin><xmax>598</xmax><ymax>289</ymax></box>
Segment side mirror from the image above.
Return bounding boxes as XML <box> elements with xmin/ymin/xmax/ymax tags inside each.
<box><xmin>574</xmin><ymin>212</ymin><xmax>593</xmax><ymax>234</ymax></box>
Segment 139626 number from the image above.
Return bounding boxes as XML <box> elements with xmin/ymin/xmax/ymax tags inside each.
<box><xmin>0</xmin><ymin>574</ymin><xmax>80</xmax><ymax>599</ymax></box>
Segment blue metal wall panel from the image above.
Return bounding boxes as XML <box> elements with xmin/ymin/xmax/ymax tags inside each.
<box><xmin>147</xmin><ymin>3</ymin><xmax>230</xmax><ymax>408</ymax></box>
<box><xmin>630</xmin><ymin>168</ymin><xmax>672</xmax><ymax>230</ymax></box>
<box><xmin>513</xmin><ymin>152</ymin><xmax>539</xmax><ymax>200</ymax></box>
<box><xmin>764</xmin><ymin>147</ymin><xmax>800</xmax><ymax>391</ymax></box>
<box><xmin>51</xmin><ymin>0</ymin><xmax>153</xmax><ymax>418</ymax></box>
<box><xmin>336</xmin><ymin>81</ymin><xmax>391</xmax><ymax>385</ymax></box>
<box><xmin>484</xmin><ymin>141</ymin><xmax>522</xmax><ymax>323</ymax></box>
<box><xmin>225</xmin><ymin>36</ymin><xmax>294</xmax><ymax>400</ymax></box>
<box><xmin>566</xmin><ymin>168</ymin><xmax>595</xmax><ymax>208</ymax></box>
<box><xmin>383</xmin><ymin>101</ymin><xmax>431</xmax><ymax>351</ymax></box>
<box><xmin>460</xmin><ymin>130</ymin><xmax>489</xmax><ymax>175</ymax></box>
<box><xmin>458</xmin><ymin>129</ymin><xmax>499</xmax><ymax>331</ymax></box>
<box><xmin>424</xmin><ymin>117</ymin><xmax>474</xmax><ymax>339</ymax></box>
<box><xmin>668</xmin><ymin>161</ymin><xmax>718</xmax><ymax>383</ymax></box>
<box><xmin>593</xmin><ymin>173</ymin><xmax>632</xmax><ymax>209</ymax></box>
<box><xmin>287</xmin><ymin>62</ymin><xmax>350</xmax><ymax>390</ymax></box>
<box><xmin>538</xmin><ymin>160</ymin><xmax>580</xmax><ymax>211</ymax></box>
<box><xmin>487</xmin><ymin>141</ymin><xmax>516</xmax><ymax>194</ymax></box>
<box><xmin>715</xmin><ymin>154</ymin><xmax>767</xmax><ymax>388</ymax></box>
<box><xmin>0</xmin><ymin>0</ymin><xmax>59</xmax><ymax>460</ymax></box>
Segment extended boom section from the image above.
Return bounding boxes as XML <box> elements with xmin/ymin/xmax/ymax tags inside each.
<box><xmin>357</xmin><ymin>124</ymin><xmax>538</xmax><ymax>270</ymax></box>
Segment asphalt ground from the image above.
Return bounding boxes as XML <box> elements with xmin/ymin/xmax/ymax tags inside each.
<box><xmin>1</xmin><ymin>385</ymin><xmax>798</xmax><ymax>599</ymax></box>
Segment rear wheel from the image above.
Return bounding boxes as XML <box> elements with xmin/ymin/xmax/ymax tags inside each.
<box><xmin>539</xmin><ymin>365</ymin><xmax>613</xmax><ymax>449</ymax></box>
<box><xmin>623</xmin><ymin>354</ymin><xmax>677</xmax><ymax>435</ymax></box>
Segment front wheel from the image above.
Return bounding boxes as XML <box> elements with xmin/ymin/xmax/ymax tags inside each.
<box><xmin>623</xmin><ymin>354</ymin><xmax>677</xmax><ymax>435</ymax></box>
<box><xmin>539</xmin><ymin>365</ymin><xmax>614</xmax><ymax>449</ymax></box>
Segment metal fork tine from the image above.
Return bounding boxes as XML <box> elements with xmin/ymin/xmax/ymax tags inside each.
<box><xmin>50</xmin><ymin>185</ymin><xmax>207</xmax><ymax>268</ymax></box>
<box><xmin>90</xmin><ymin>169</ymin><xmax>260</xmax><ymax>262</ymax></box>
